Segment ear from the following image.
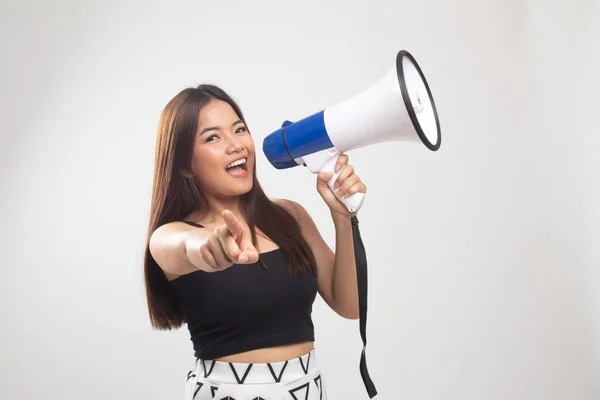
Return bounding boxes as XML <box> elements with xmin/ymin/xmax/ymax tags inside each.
<box><xmin>180</xmin><ymin>168</ymin><xmax>194</xmax><ymax>179</ymax></box>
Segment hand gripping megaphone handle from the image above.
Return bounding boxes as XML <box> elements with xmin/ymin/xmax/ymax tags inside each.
<box><xmin>323</xmin><ymin>154</ymin><xmax>366</xmax><ymax>213</ymax></box>
<box><xmin>301</xmin><ymin>148</ymin><xmax>366</xmax><ymax>213</ymax></box>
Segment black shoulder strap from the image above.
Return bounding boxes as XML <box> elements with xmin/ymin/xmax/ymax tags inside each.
<box><xmin>182</xmin><ymin>221</ymin><xmax>205</xmax><ymax>228</ymax></box>
<box><xmin>351</xmin><ymin>215</ymin><xmax>378</xmax><ymax>398</ymax></box>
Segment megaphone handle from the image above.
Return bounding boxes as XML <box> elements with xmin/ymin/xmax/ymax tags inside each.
<box><xmin>322</xmin><ymin>152</ymin><xmax>366</xmax><ymax>214</ymax></box>
<box><xmin>300</xmin><ymin>148</ymin><xmax>366</xmax><ymax>213</ymax></box>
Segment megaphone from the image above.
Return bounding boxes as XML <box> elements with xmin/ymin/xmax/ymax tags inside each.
<box><xmin>263</xmin><ymin>50</ymin><xmax>441</xmax><ymax>213</ymax></box>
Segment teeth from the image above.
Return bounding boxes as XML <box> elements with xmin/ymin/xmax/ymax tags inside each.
<box><xmin>226</xmin><ymin>158</ymin><xmax>247</xmax><ymax>169</ymax></box>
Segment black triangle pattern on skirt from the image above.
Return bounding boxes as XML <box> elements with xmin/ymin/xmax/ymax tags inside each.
<box><xmin>202</xmin><ymin>360</ymin><xmax>216</xmax><ymax>378</ymax></box>
<box><xmin>228</xmin><ymin>363</ymin><xmax>253</xmax><ymax>384</ymax></box>
<box><xmin>298</xmin><ymin>352</ymin><xmax>311</xmax><ymax>374</ymax></box>
<box><xmin>187</xmin><ymin>371</ymin><xmax>196</xmax><ymax>382</ymax></box>
<box><xmin>193</xmin><ymin>382</ymin><xmax>203</xmax><ymax>399</ymax></box>
<box><xmin>314</xmin><ymin>375</ymin><xmax>323</xmax><ymax>400</ymax></box>
<box><xmin>289</xmin><ymin>381</ymin><xmax>310</xmax><ymax>400</ymax></box>
<box><xmin>267</xmin><ymin>360</ymin><xmax>288</xmax><ymax>383</ymax></box>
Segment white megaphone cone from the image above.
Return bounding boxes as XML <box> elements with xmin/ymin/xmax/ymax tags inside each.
<box><xmin>263</xmin><ymin>50</ymin><xmax>441</xmax><ymax>213</ymax></box>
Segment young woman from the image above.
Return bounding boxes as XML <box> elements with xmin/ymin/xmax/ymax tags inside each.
<box><xmin>144</xmin><ymin>84</ymin><xmax>367</xmax><ymax>400</ymax></box>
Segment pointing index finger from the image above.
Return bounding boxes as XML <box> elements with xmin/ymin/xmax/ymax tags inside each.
<box><xmin>222</xmin><ymin>210</ymin><xmax>247</xmax><ymax>237</ymax></box>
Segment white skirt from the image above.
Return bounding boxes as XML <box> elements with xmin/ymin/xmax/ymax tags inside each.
<box><xmin>184</xmin><ymin>348</ymin><xmax>328</xmax><ymax>400</ymax></box>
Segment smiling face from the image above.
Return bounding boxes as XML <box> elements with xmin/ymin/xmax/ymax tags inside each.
<box><xmin>186</xmin><ymin>99</ymin><xmax>255</xmax><ymax>198</ymax></box>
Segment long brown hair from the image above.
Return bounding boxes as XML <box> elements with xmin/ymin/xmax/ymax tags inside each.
<box><xmin>144</xmin><ymin>84</ymin><xmax>317</xmax><ymax>330</ymax></box>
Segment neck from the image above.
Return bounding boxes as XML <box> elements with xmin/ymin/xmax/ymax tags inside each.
<box><xmin>198</xmin><ymin>193</ymin><xmax>245</xmax><ymax>224</ymax></box>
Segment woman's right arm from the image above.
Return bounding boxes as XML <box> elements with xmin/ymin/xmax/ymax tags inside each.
<box><xmin>149</xmin><ymin>211</ymin><xmax>260</xmax><ymax>279</ymax></box>
<box><xmin>149</xmin><ymin>222</ymin><xmax>214</xmax><ymax>277</ymax></box>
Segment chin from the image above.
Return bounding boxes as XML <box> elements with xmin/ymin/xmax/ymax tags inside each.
<box><xmin>226</xmin><ymin>182</ymin><xmax>253</xmax><ymax>197</ymax></box>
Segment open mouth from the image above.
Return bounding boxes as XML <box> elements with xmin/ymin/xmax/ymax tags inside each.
<box><xmin>225</xmin><ymin>157</ymin><xmax>248</xmax><ymax>177</ymax></box>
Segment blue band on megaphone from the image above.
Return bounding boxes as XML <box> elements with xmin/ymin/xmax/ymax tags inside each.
<box><xmin>263</xmin><ymin>110</ymin><xmax>334</xmax><ymax>169</ymax></box>
<box><xmin>262</xmin><ymin>126</ymin><xmax>298</xmax><ymax>169</ymax></box>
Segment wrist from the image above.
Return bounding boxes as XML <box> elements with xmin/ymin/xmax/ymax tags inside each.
<box><xmin>331</xmin><ymin>210</ymin><xmax>354</xmax><ymax>225</ymax></box>
<box><xmin>184</xmin><ymin>231</ymin><xmax>210</xmax><ymax>271</ymax></box>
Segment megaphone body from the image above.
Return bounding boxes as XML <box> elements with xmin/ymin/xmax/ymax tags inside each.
<box><xmin>263</xmin><ymin>50</ymin><xmax>441</xmax><ymax>213</ymax></box>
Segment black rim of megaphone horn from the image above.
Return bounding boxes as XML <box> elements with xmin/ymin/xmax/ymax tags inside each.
<box><xmin>396</xmin><ymin>50</ymin><xmax>441</xmax><ymax>151</ymax></box>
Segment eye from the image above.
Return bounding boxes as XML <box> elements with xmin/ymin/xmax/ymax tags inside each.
<box><xmin>235</xmin><ymin>126</ymin><xmax>247</xmax><ymax>134</ymax></box>
<box><xmin>205</xmin><ymin>134</ymin><xmax>219</xmax><ymax>142</ymax></box>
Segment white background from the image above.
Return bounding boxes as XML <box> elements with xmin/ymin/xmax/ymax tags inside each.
<box><xmin>1</xmin><ymin>0</ymin><xmax>598</xmax><ymax>399</ymax></box>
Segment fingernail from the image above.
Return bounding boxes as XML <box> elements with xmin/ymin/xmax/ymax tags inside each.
<box><xmin>239</xmin><ymin>254</ymin><xmax>248</xmax><ymax>263</ymax></box>
<box><xmin>335</xmin><ymin>164</ymin><xmax>341</xmax><ymax>173</ymax></box>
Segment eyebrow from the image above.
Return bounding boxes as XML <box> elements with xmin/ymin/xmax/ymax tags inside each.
<box><xmin>198</xmin><ymin>119</ymin><xmax>244</xmax><ymax>136</ymax></box>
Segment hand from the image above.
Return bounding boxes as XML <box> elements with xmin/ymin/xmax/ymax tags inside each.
<box><xmin>316</xmin><ymin>153</ymin><xmax>367</xmax><ymax>218</ymax></box>
<box><xmin>199</xmin><ymin>210</ymin><xmax>260</xmax><ymax>271</ymax></box>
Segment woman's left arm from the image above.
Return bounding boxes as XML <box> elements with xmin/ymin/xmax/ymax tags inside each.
<box><xmin>276</xmin><ymin>153</ymin><xmax>366</xmax><ymax>320</ymax></box>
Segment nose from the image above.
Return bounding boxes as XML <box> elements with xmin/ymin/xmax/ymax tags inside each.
<box><xmin>225</xmin><ymin>134</ymin><xmax>245</xmax><ymax>153</ymax></box>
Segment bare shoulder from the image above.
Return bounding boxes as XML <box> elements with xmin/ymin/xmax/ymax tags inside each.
<box><xmin>272</xmin><ymin>198</ymin><xmax>325</xmax><ymax>242</ymax></box>
<box><xmin>149</xmin><ymin>221</ymin><xmax>207</xmax><ymax>279</ymax></box>
<box><xmin>273</xmin><ymin>198</ymin><xmax>310</xmax><ymax>222</ymax></box>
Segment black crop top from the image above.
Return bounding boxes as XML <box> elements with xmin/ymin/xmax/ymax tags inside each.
<box><xmin>169</xmin><ymin>221</ymin><xmax>318</xmax><ymax>360</ymax></box>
